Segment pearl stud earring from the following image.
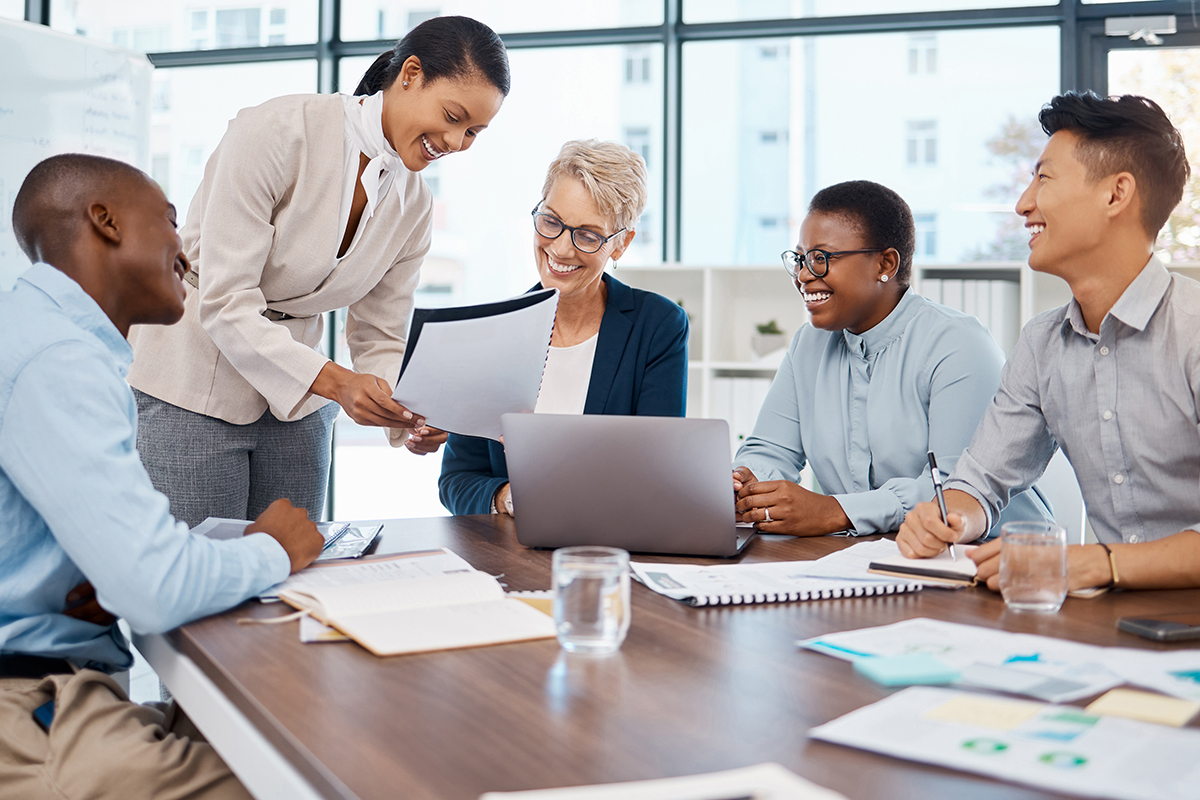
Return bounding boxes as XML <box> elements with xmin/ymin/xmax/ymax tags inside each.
<box><xmin>880</xmin><ymin>274</ymin><xmax>889</xmax><ymax>283</ymax></box>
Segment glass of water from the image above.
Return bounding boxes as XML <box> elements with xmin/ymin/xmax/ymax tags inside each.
<box><xmin>999</xmin><ymin>521</ymin><xmax>1068</xmax><ymax>613</ymax></box>
<box><xmin>552</xmin><ymin>546</ymin><xmax>631</xmax><ymax>655</ymax></box>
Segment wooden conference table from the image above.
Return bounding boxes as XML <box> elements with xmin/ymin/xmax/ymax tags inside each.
<box><xmin>135</xmin><ymin>516</ymin><xmax>1200</xmax><ymax>800</ymax></box>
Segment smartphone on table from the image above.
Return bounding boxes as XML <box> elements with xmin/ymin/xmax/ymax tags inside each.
<box><xmin>1117</xmin><ymin>612</ymin><xmax>1200</xmax><ymax>642</ymax></box>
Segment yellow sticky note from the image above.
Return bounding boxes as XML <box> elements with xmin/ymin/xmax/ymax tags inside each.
<box><xmin>1086</xmin><ymin>689</ymin><xmax>1200</xmax><ymax>728</ymax></box>
<box><xmin>922</xmin><ymin>694</ymin><xmax>1043</xmax><ymax>731</ymax></box>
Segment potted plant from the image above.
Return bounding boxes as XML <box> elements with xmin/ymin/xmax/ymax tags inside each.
<box><xmin>751</xmin><ymin>319</ymin><xmax>787</xmax><ymax>357</ymax></box>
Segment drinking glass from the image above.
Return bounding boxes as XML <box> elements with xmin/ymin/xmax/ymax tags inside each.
<box><xmin>552</xmin><ymin>546</ymin><xmax>631</xmax><ymax>655</ymax></box>
<box><xmin>999</xmin><ymin>521</ymin><xmax>1068</xmax><ymax>613</ymax></box>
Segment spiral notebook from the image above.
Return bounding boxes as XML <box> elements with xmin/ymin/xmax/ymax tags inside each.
<box><xmin>631</xmin><ymin>544</ymin><xmax>922</xmax><ymax>607</ymax></box>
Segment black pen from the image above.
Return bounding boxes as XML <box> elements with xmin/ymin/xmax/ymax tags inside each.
<box><xmin>927</xmin><ymin>451</ymin><xmax>956</xmax><ymax>561</ymax></box>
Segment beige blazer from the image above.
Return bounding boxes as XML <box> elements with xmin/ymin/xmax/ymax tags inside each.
<box><xmin>128</xmin><ymin>93</ymin><xmax>432</xmax><ymax>430</ymax></box>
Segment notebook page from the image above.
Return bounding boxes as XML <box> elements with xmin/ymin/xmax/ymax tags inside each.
<box><xmin>260</xmin><ymin>548</ymin><xmax>475</xmax><ymax>600</ymax></box>
<box><xmin>336</xmin><ymin>597</ymin><xmax>556</xmax><ymax>656</ymax></box>
<box><xmin>283</xmin><ymin>571</ymin><xmax>503</xmax><ymax>619</ymax></box>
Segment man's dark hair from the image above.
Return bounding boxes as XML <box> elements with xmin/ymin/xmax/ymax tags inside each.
<box><xmin>12</xmin><ymin>153</ymin><xmax>148</xmax><ymax>264</ymax></box>
<box><xmin>1039</xmin><ymin>92</ymin><xmax>1190</xmax><ymax>237</ymax></box>
<box><xmin>355</xmin><ymin>15</ymin><xmax>510</xmax><ymax>97</ymax></box>
<box><xmin>808</xmin><ymin>180</ymin><xmax>916</xmax><ymax>289</ymax></box>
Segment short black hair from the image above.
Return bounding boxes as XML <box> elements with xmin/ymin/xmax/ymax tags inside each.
<box><xmin>355</xmin><ymin>15</ymin><xmax>510</xmax><ymax>97</ymax></box>
<box><xmin>807</xmin><ymin>180</ymin><xmax>915</xmax><ymax>289</ymax></box>
<box><xmin>1039</xmin><ymin>92</ymin><xmax>1190</xmax><ymax>237</ymax></box>
<box><xmin>12</xmin><ymin>153</ymin><xmax>149</xmax><ymax>264</ymax></box>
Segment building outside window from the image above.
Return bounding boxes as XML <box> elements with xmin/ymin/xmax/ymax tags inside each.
<box><xmin>624</xmin><ymin>45</ymin><xmax>651</xmax><ymax>84</ymax></box>
<box><xmin>914</xmin><ymin>213</ymin><xmax>938</xmax><ymax>258</ymax></box>
<box><xmin>906</xmin><ymin>120</ymin><xmax>938</xmax><ymax>166</ymax></box>
<box><xmin>908</xmin><ymin>34</ymin><xmax>937</xmax><ymax>74</ymax></box>
<box><xmin>215</xmin><ymin>8</ymin><xmax>261</xmax><ymax>48</ymax></box>
<box><xmin>625</xmin><ymin>126</ymin><xmax>651</xmax><ymax>168</ymax></box>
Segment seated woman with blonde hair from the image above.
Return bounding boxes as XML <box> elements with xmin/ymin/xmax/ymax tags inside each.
<box><xmin>439</xmin><ymin>139</ymin><xmax>689</xmax><ymax>515</ymax></box>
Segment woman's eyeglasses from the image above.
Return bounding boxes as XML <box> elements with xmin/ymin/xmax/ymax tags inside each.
<box><xmin>532</xmin><ymin>203</ymin><xmax>625</xmax><ymax>255</ymax></box>
<box><xmin>780</xmin><ymin>248</ymin><xmax>885</xmax><ymax>279</ymax></box>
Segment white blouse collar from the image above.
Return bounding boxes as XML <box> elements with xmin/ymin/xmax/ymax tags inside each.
<box><xmin>342</xmin><ymin>91</ymin><xmax>402</xmax><ymax>223</ymax></box>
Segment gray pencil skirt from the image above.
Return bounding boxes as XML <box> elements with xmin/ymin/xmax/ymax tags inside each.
<box><xmin>133</xmin><ymin>389</ymin><xmax>340</xmax><ymax>527</ymax></box>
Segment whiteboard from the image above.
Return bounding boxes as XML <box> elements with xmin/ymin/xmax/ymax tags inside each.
<box><xmin>0</xmin><ymin>18</ymin><xmax>152</xmax><ymax>289</ymax></box>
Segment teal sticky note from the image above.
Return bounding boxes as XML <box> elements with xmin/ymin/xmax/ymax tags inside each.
<box><xmin>853</xmin><ymin>654</ymin><xmax>960</xmax><ymax>687</ymax></box>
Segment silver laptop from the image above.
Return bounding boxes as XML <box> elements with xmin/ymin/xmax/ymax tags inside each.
<box><xmin>501</xmin><ymin>414</ymin><xmax>757</xmax><ymax>557</ymax></box>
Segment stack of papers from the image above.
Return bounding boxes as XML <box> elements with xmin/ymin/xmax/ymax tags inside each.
<box><xmin>810</xmin><ymin>687</ymin><xmax>1200</xmax><ymax>800</ymax></box>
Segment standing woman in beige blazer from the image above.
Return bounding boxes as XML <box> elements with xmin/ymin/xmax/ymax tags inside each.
<box><xmin>127</xmin><ymin>16</ymin><xmax>508</xmax><ymax>526</ymax></box>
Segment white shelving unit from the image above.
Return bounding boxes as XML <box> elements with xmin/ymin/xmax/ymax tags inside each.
<box><xmin>617</xmin><ymin>264</ymin><xmax>800</xmax><ymax>452</ymax></box>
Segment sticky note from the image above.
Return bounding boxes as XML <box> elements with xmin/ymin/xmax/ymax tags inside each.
<box><xmin>922</xmin><ymin>694</ymin><xmax>1043</xmax><ymax>730</ymax></box>
<box><xmin>1085</xmin><ymin>688</ymin><xmax>1200</xmax><ymax>728</ymax></box>
<box><xmin>853</xmin><ymin>653</ymin><xmax>960</xmax><ymax>687</ymax></box>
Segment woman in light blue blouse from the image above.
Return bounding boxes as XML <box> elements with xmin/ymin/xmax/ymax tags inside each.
<box><xmin>733</xmin><ymin>180</ymin><xmax>1051</xmax><ymax>536</ymax></box>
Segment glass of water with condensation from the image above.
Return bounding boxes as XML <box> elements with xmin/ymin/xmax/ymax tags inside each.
<box><xmin>552</xmin><ymin>546</ymin><xmax>631</xmax><ymax>654</ymax></box>
<box><xmin>999</xmin><ymin>522</ymin><xmax>1068</xmax><ymax>613</ymax></box>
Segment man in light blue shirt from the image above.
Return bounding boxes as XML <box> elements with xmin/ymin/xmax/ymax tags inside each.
<box><xmin>899</xmin><ymin>93</ymin><xmax>1200</xmax><ymax>592</ymax></box>
<box><xmin>1</xmin><ymin>153</ymin><xmax>323</xmax><ymax>799</ymax></box>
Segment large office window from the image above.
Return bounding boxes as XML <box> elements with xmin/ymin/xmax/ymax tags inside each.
<box><xmin>341</xmin><ymin>0</ymin><xmax>661</xmax><ymax>42</ymax></box>
<box><xmin>16</xmin><ymin>1</ymin><xmax>1118</xmax><ymax>518</ymax></box>
<box><xmin>50</xmin><ymin>0</ymin><xmax>318</xmax><ymax>50</ymax></box>
<box><xmin>147</xmin><ymin>61</ymin><xmax>318</xmax><ymax>214</ymax></box>
<box><xmin>684</xmin><ymin>0</ymin><xmax>1055</xmax><ymax>23</ymax></box>
<box><xmin>680</xmin><ymin>26</ymin><xmax>1059</xmax><ymax>266</ymax></box>
<box><xmin>333</xmin><ymin>45</ymin><xmax>664</xmax><ymax>519</ymax></box>
<box><xmin>341</xmin><ymin>45</ymin><xmax>663</xmax><ymax>307</ymax></box>
<box><xmin>1110</xmin><ymin>47</ymin><xmax>1200</xmax><ymax>262</ymax></box>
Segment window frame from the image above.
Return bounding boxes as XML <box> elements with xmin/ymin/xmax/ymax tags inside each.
<box><xmin>26</xmin><ymin>0</ymin><xmax>1200</xmax><ymax>515</ymax></box>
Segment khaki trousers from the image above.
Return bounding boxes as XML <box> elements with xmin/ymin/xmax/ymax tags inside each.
<box><xmin>0</xmin><ymin>669</ymin><xmax>251</xmax><ymax>800</ymax></box>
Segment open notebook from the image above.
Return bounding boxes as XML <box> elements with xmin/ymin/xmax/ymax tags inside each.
<box><xmin>279</xmin><ymin>570</ymin><xmax>556</xmax><ymax>656</ymax></box>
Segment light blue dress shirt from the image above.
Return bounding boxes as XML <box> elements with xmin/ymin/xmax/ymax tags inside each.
<box><xmin>734</xmin><ymin>289</ymin><xmax>1051</xmax><ymax>535</ymax></box>
<box><xmin>0</xmin><ymin>264</ymin><xmax>290</xmax><ymax>671</ymax></box>
<box><xmin>948</xmin><ymin>257</ymin><xmax>1200</xmax><ymax>544</ymax></box>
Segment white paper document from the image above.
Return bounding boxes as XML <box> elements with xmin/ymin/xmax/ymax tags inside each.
<box><xmin>478</xmin><ymin>762</ymin><xmax>847</xmax><ymax>800</ymax></box>
<box><xmin>810</xmin><ymin>687</ymin><xmax>1200</xmax><ymax>800</ymax></box>
<box><xmin>799</xmin><ymin>618</ymin><xmax>1125</xmax><ymax>703</ymax></box>
<box><xmin>259</xmin><ymin>547</ymin><xmax>476</xmax><ymax>600</ymax></box>
<box><xmin>392</xmin><ymin>288</ymin><xmax>558</xmax><ymax>441</ymax></box>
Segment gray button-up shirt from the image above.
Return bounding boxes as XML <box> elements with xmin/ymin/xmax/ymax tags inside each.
<box><xmin>948</xmin><ymin>256</ymin><xmax>1200</xmax><ymax>544</ymax></box>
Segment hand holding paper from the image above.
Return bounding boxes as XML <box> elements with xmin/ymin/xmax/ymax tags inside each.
<box><xmin>392</xmin><ymin>289</ymin><xmax>559</xmax><ymax>441</ymax></box>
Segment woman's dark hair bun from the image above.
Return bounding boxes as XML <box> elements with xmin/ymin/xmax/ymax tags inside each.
<box><xmin>354</xmin><ymin>15</ymin><xmax>510</xmax><ymax>97</ymax></box>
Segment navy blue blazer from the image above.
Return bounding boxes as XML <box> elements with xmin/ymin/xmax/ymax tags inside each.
<box><xmin>438</xmin><ymin>273</ymin><xmax>689</xmax><ymax>515</ymax></box>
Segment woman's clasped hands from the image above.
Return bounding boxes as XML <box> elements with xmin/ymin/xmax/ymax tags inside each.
<box><xmin>732</xmin><ymin>467</ymin><xmax>853</xmax><ymax>537</ymax></box>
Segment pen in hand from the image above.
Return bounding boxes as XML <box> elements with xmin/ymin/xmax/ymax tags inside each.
<box><xmin>927</xmin><ymin>451</ymin><xmax>956</xmax><ymax>561</ymax></box>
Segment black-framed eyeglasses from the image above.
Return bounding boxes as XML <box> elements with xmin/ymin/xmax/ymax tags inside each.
<box><xmin>780</xmin><ymin>248</ymin><xmax>885</xmax><ymax>279</ymax></box>
<box><xmin>531</xmin><ymin>203</ymin><xmax>625</xmax><ymax>255</ymax></box>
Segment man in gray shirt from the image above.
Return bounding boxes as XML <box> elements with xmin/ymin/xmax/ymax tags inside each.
<box><xmin>897</xmin><ymin>92</ymin><xmax>1200</xmax><ymax>592</ymax></box>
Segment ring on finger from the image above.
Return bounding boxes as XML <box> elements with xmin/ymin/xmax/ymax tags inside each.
<box><xmin>764</xmin><ymin>507</ymin><xmax>771</xmax><ymax>522</ymax></box>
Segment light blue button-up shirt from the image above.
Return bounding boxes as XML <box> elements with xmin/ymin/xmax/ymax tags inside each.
<box><xmin>735</xmin><ymin>289</ymin><xmax>1051</xmax><ymax>535</ymax></box>
<box><xmin>0</xmin><ymin>264</ymin><xmax>290</xmax><ymax>671</ymax></box>
<box><xmin>948</xmin><ymin>257</ymin><xmax>1200</xmax><ymax>544</ymax></box>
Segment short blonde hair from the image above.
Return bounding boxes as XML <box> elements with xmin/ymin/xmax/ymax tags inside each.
<box><xmin>540</xmin><ymin>139</ymin><xmax>648</xmax><ymax>233</ymax></box>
